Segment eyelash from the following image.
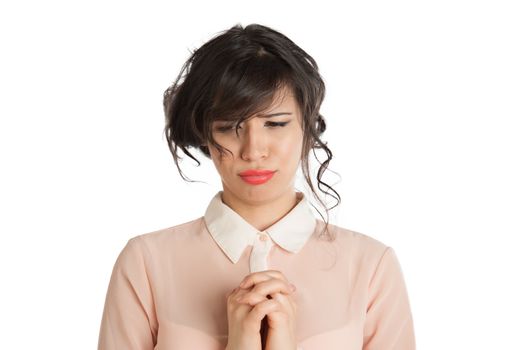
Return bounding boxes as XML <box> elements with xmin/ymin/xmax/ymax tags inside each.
<box><xmin>215</xmin><ymin>121</ymin><xmax>290</xmax><ymax>133</ymax></box>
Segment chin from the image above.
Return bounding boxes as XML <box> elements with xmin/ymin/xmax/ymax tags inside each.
<box><xmin>227</xmin><ymin>180</ymin><xmax>275</xmax><ymax>200</ymax></box>
<box><xmin>245</xmin><ymin>183</ymin><xmax>293</xmax><ymax>203</ymax></box>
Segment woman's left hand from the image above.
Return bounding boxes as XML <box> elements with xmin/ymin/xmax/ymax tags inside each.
<box><xmin>237</xmin><ymin>270</ymin><xmax>298</xmax><ymax>350</ymax></box>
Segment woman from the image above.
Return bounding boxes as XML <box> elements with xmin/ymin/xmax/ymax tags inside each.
<box><xmin>97</xmin><ymin>23</ymin><xmax>416</xmax><ymax>350</ymax></box>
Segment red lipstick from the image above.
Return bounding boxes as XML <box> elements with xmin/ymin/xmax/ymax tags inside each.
<box><xmin>238</xmin><ymin>169</ymin><xmax>276</xmax><ymax>185</ymax></box>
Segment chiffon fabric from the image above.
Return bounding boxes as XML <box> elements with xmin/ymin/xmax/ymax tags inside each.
<box><xmin>98</xmin><ymin>191</ymin><xmax>416</xmax><ymax>349</ymax></box>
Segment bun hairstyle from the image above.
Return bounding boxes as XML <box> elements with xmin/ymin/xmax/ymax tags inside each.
<box><xmin>163</xmin><ymin>23</ymin><xmax>340</xmax><ymax>239</ymax></box>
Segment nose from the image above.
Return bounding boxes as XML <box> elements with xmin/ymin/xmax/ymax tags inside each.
<box><xmin>239</xmin><ymin>124</ymin><xmax>268</xmax><ymax>161</ymax></box>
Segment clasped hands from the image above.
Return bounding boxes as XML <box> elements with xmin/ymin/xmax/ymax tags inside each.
<box><xmin>226</xmin><ymin>270</ymin><xmax>298</xmax><ymax>350</ymax></box>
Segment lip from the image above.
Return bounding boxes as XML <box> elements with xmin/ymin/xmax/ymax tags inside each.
<box><xmin>239</xmin><ymin>169</ymin><xmax>276</xmax><ymax>176</ymax></box>
<box><xmin>238</xmin><ymin>169</ymin><xmax>276</xmax><ymax>185</ymax></box>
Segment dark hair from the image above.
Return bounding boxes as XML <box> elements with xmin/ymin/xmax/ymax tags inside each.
<box><xmin>163</xmin><ymin>23</ymin><xmax>340</xmax><ymax>240</ymax></box>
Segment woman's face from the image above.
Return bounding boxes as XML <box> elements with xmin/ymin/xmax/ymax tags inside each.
<box><xmin>208</xmin><ymin>88</ymin><xmax>304</xmax><ymax>205</ymax></box>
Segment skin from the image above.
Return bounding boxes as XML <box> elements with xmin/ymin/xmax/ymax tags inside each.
<box><xmin>208</xmin><ymin>86</ymin><xmax>304</xmax><ymax>232</ymax></box>
<box><xmin>225</xmin><ymin>271</ymin><xmax>297</xmax><ymax>350</ymax></box>
<box><xmin>208</xmin><ymin>86</ymin><xmax>304</xmax><ymax>349</ymax></box>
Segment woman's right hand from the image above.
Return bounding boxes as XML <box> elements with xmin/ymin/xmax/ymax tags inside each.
<box><xmin>225</xmin><ymin>275</ymin><xmax>297</xmax><ymax>350</ymax></box>
<box><xmin>225</xmin><ymin>286</ymin><xmax>264</xmax><ymax>350</ymax></box>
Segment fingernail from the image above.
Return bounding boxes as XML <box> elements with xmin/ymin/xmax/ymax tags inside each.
<box><xmin>289</xmin><ymin>283</ymin><xmax>296</xmax><ymax>291</ymax></box>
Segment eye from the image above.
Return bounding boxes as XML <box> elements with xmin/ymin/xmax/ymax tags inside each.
<box><xmin>214</xmin><ymin>120</ymin><xmax>290</xmax><ymax>133</ymax></box>
<box><xmin>265</xmin><ymin>121</ymin><xmax>290</xmax><ymax>128</ymax></box>
<box><xmin>214</xmin><ymin>123</ymin><xmax>240</xmax><ymax>133</ymax></box>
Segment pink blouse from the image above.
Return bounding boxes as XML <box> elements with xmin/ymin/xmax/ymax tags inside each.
<box><xmin>98</xmin><ymin>191</ymin><xmax>416</xmax><ymax>349</ymax></box>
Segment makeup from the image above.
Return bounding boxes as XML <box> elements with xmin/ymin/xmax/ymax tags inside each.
<box><xmin>238</xmin><ymin>169</ymin><xmax>276</xmax><ymax>185</ymax></box>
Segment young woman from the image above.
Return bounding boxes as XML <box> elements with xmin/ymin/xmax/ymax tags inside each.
<box><xmin>98</xmin><ymin>23</ymin><xmax>416</xmax><ymax>350</ymax></box>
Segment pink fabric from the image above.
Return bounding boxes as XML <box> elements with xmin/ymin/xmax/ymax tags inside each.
<box><xmin>98</xmin><ymin>191</ymin><xmax>416</xmax><ymax>349</ymax></box>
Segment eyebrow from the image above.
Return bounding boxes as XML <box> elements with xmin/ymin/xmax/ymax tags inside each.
<box><xmin>256</xmin><ymin>112</ymin><xmax>292</xmax><ymax>118</ymax></box>
<box><xmin>214</xmin><ymin>112</ymin><xmax>292</xmax><ymax>122</ymax></box>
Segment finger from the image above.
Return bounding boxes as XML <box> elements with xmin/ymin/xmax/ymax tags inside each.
<box><xmin>240</xmin><ymin>270</ymin><xmax>288</xmax><ymax>287</ymax></box>
<box><xmin>269</xmin><ymin>292</ymin><xmax>296</xmax><ymax>315</ymax></box>
<box><xmin>239</xmin><ymin>270</ymin><xmax>293</xmax><ymax>289</ymax></box>
<box><xmin>236</xmin><ymin>291</ymin><xmax>269</xmax><ymax>306</ymax></box>
<box><xmin>227</xmin><ymin>287</ymin><xmax>252</xmax><ymax>313</ymax></box>
<box><xmin>266</xmin><ymin>293</ymin><xmax>297</xmax><ymax>332</ymax></box>
<box><xmin>252</xmin><ymin>279</ymin><xmax>295</xmax><ymax>295</ymax></box>
<box><xmin>237</xmin><ymin>280</ymin><xmax>295</xmax><ymax>305</ymax></box>
<box><xmin>226</xmin><ymin>286</ymin><xmax>250</xmax><ymax>303</ymax></box>
<box><xmin>246</xmin><ymin>298</ymin><xmax>281</xmax><ymax>324</ymax></box>
<box><xmin>226</xmin><ymin>286</ymin><xmax>238</xmax><ymax>298</ymax></box>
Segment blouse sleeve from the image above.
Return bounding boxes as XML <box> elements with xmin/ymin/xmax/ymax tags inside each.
<box><xmin>363</xmin><ymin>247</ymin><xmax>416</xmax><ymax>350</ymax></box>
<box><xmin>98</xmin><ymin>237</ymin><xmax>158</xmax><ymax>350</ymax></box>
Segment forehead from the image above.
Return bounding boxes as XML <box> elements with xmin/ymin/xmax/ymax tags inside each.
<box><xmin>265</xmin><ymin>87</ymin><xmax>299</xmax><ymax>114</ymax></box>
<box><xmin>214</xmin><ymin>86</ymin><xmax>300</xmax><ymax>122</ymax></box>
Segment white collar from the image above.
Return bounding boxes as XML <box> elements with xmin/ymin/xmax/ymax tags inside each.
<box><xmin>204</xmin><ymin>191</ymin><xmax>317</xmax><ymax>264</ymax></box>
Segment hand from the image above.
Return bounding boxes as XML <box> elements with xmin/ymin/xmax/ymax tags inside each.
<box><xmin>225</xmin><ymin>286</ymin><xmax>264</xmax><ymax>350</ymax></box>
<box><xmin>237</xmin><ymin>270</ymin><xmax>298</xmax><ymax>350</ymax></box>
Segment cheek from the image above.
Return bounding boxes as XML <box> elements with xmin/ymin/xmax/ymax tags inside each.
<box><xmin>208</xmin><ymin>147</ymin><xmax>224</xmax><ymax>172</ymax></box>
<box><xmin>209</xmin><ymin>147</ymin><xmax>235</xmax><ymax>178</ymax></box>
<box><xmin>276</xmin><ymin>134</ymin><xmax>303</xmax><ymax>162</ymax></box>
<box><xmin>208</xmin><ymin>138</ymin><xmax>238</xmax><ymax>160</ymax></box>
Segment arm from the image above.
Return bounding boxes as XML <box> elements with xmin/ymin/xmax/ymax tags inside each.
<box><xmin>363</xmin><ymin>247</ymin><xmax>416</xmax><ymax>350</ymax></box>
<box><xmin>97</xmin><ymin>237</ymin><xmax>158</xmax><ymax>350</ymax></box>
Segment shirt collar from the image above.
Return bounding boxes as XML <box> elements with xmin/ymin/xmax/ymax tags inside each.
<box><xmin>203</xmin><ymin>191</ymin><xmax>317</xmax><ymax>264</ymax></box>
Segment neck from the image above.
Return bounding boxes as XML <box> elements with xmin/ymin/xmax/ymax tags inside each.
<box><xmin>220</xmin><ymin>188</ymin><xmax>300</xmax><ymax>231</ymax></box>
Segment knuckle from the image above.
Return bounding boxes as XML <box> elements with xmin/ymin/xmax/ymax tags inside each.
<box><xmin>268</xmin><ymin>299</ymin><xmax>279</xmax><ymax>308</ymax></box>
<box><xmin>252</xmin><ymin>284</ymin><xmax>265</xmax><ymax>294</ymax></box>
<box><xmin>282</xmin><ymin>279</ymin><xmax>292</xmax><ymax>288</ymax></box>
<box><xmin>271</xmin><ymin>269</ymin><xmax>286</xmax><ymax>279</ymax></box>
<box><xmin>227</xmin><ymin>291</ymin><xmax>236</xmax><ymax>301</ymax></box>
<box><xmin>253</xmin><ymin>299</ymin><xmax>267</xmax><ymax>309</ymax></box>
<box><xmin>253</xmin><ymin>299</ymin><xmax>272</xmax><ymax>312</ymax></box>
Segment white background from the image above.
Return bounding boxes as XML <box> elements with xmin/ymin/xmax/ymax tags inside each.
<box><xmin>1</xmin><ymin>0</ymin><xmax>525</xmax><ymax>348</ymax></box>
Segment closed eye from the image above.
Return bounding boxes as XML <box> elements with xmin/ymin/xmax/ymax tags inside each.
<box><xmin>214</xmin><ymin>120</ymin><xmax>291</xmax><ymax>132</ymax></box>
<box><xmin>214</xmin><ymin>125</ymin><xmax>237</xmax><ymax>132</ymax></box>
<box><xmin>265</xmin><ymin>121</ymin><xmax>290</xmax><ymax>128</ymax></box>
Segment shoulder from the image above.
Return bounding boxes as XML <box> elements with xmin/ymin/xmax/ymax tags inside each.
<box><xmin>319</xmin><ymin>219</ymin><xmax>389</xmax><ymax>250</ymax></box>
<box><xmin>126</xmin><ymin>216</ymin><xmax>207</xmax><ymax>254</ymax></box>
<box><xmin>315</xmin><ymin>219</ymin><xmax>394</xmax><ymax>265</ymax></box>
